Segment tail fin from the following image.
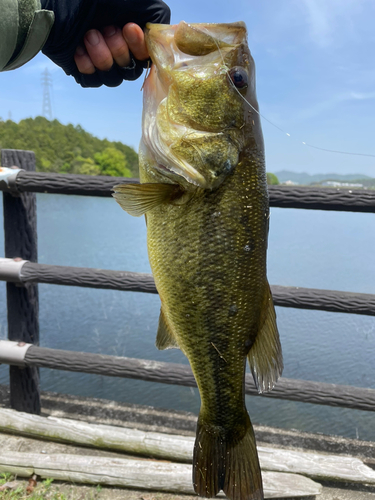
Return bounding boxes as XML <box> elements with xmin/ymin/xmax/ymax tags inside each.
<box><xmin>193</xmin><ymin>417</ymin><xmax>263</xmax><ymax>500</ymax></box>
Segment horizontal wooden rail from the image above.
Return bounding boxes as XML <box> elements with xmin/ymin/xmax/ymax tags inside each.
<box><xmin>1</xmin><ymin>170</ymin><xmax>374</xmax><ymax>212</ymax></box>
<box><xmin>5</xmin><ymin>171</ymin><xmax>135</xmax><ymax>197</ymax></box>
<box><xmin>270</xmin><ymin>285</ymin><xmax>375</xmax><ymax>316</ymax></box>
<box><xmin>21</xmin><ymin>262</ymin><xmax>158</xmax><ymax>294</ymax></box>
<box><xmin>0</xmin><ymin>259</ymin><xmax>374</xmax><ymax>316</ymax></box>
<box><xmin>268</xmin><ymin>185</ymin><xmax>375</xmax><ymax>212</ymax></box>
<box><xmin>0</xmin><ymin>341</ymin><xmax>374</xmax><ymax>412</ymax></box>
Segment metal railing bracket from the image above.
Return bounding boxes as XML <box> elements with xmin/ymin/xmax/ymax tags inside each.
<box><xmin>0</xmin><ymin>258</ymin><xmax>28</xmax><ymax>284</ymax></box>
<box><xmin>0</xmin><ymin>167</ymin><xmax>22</xmax><ymax>196</ymax></box>
<box><xmin>0</xmin><ymin>340</ymin><xmax>32</xmax><ymax>367</ymax></box>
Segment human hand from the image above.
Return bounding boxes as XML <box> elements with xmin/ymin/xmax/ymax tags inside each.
<box><xmin>41</xmin><ymin>0</ymin><xmax>170</xmax><ymax>87</ymax></box>
<box><xmin>74</xmin><ymin>23</ymin><xmax>149</xmax><ymax>75</ymax></box>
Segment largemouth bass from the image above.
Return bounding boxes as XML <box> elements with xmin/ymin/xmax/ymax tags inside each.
<box><xmin>114</xmin><ymin>21</ymin><xmax>283</xmax><ymax>500</ymax></box>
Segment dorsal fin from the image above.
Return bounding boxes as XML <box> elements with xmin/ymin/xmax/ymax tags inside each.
<box><xmin>112</xmin><ymin>183</ymin><xmax>181</xmax><ymax>217</ymax></box>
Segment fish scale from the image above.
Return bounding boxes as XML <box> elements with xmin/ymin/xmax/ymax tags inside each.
<box><xmin>145</xmin><ymin>159</ymin><xmax>267</xmax><ymax>417</ymax></box>
<box><xmin>114</xmin><ymin>21</ymin><xmax>283</xmax><ymax>500</ymax></box>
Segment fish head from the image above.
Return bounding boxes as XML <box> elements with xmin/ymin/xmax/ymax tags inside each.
<box><xmin>142</xmin><ymin>21</ymin><xmax>261</xmax><ymax>190</ymax></box>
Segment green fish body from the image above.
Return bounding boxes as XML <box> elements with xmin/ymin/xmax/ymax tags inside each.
<box><xmin>114</xmin><ymin>21</ymin><xmax>283</xmax><ymax>500</ymax></box>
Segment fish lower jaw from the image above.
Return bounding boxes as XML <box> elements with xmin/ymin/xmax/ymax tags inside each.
<box><xmin>144</xmin><ymin>142</ymin><xmax>208</xmax><ymax>187</ymax></box>
<box><xmin>159</xmin><ymin>160</ymin><xmax>207</xmax><ymax>188</ymax></box>
<box><xmin>143</xmin><ymin>117</ymin><xmax>208</xmax><ymax>188</ymax></box>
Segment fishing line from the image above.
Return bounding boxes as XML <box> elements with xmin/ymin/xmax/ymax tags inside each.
<box><xmin>207</xmin><ymin>29</ymin><xmax>375</xmax><ymax>159</ymax></box>
<box><xmin>298</xmin><ymin>143</ymin><xmax>375</xmax><ymax>157</ymax></box>
<box><xmin>228</xmin><ymin>79</ymin><xmax>375</xmax><ymax>158</ymax></box>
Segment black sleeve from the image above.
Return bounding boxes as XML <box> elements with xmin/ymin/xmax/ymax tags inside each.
<box><xmin>41</xmin><ymin>0</ymin><xmax>170</xmax><ymax>87</ymax></box>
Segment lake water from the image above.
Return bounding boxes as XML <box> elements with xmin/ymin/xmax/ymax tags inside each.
<box><xmin>1</xmin><ymin>192</ymin><xmax>374</xmax><ymax>441</ymax></box>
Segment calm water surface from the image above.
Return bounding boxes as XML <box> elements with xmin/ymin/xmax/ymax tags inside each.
<box><xmin>0</xmin><ymin>193</ymin><xmax>374</xmax><ymax>440</ymax></box>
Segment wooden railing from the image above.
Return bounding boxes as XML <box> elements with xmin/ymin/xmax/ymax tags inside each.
<box><xmin>3</xmin><ymin>168</ymin><xmax>375</xmax><ymax>211</ymax></box>
<box><xmin>1</xmin><ymin>148</ymin><xmax>375</xmax><ymax>416</ymax></box>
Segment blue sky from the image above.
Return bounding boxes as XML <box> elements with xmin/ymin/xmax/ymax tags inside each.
<box><xmin>1</xmin><ymin>0</ymin><xmax>375</xmax><ymax>176</ymax></box>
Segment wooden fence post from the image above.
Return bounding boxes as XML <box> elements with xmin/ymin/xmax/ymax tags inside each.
<box><xmin>1</xmin><ymin>149</ymin><xmax>40</xmax><ymax>414</ymax></box>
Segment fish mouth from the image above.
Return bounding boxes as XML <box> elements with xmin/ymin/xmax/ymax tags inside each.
<box><xmin>145</xmin><ymin>21</ymin><xmax>247</xmax><ymax>60</ymax></box>
<box><xmin>142</xmin><ymin>21</ymin><xmax>249</xmax><ymax>190</ymax></box>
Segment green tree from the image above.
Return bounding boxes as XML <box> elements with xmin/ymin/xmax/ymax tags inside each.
<box><xmin>71</xmin><ymin>156</ymin><xmax>101</xmax><ymax>175</ymax></box>
<box><xmin>0</xmin><ymin>117</ymin><xmax>139</xmax><ymax>176</ymax></box>
<box><xmin>266</xmin><ymin>172</ymin><xmax>279</xmax><ymax>185</ymax></box>
<box><xmin>94</xmin><ymin>147</ymin><xmax>132</xmax><ymax>177</ymax></box>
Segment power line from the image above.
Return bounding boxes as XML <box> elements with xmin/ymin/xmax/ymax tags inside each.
<box><xmin>41</xmin><ymin>68</ymin><xmax>53</xmax><ymax>120</ymax></box>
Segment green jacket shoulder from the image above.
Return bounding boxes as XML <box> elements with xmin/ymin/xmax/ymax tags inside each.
<box><xmin>0</xmin><ymin>0</ymin><xmax>54</xmax><ymax>71</ymax></box>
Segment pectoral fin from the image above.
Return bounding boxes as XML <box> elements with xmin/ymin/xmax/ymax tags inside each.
<box><xmin>156</xmin><ymin>307</ymin><xmax>180</xmax><ymax>350</ymax></box>
<box><xmin>247</xmin><ymin>283</ymin><xmax>283</xmax><ymax>393</ymax></box>
<box><xmin>112</xmin><ymin>183</ymin><xmax>181</xmax><ymax>217</ymax></box>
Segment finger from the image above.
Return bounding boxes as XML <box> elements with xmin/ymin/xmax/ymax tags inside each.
<box><xmin>84</xmin><ymin>29</ymin><xmax>113</xmax><ymax>72</ymax></box>
<box><xmin>74</xmin><ymin>45</ymin><xmax>96</xmax><ymax>74</ymax></box>
<box><xmin>122</xmin><ymin>23</ymin><xmax>149</xmax><ymax>62</ymax></box>
<box><xmin>102</xmin><ymin>26</ymin><xmax>131</xmax><ymax>68</ymax></box>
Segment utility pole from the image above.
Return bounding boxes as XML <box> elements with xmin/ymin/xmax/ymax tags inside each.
<box><xmin>41</xmin><ymin>68</ymin><xmax>53</xmax><ymax>120</ymax></box>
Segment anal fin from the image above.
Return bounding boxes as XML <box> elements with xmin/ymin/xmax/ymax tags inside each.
<box><xmin>247</xmin><ymin>283</ymin><xmax>283</xmax><ymax>393</ymax></box>
<box><xmin>112</xmin><ymin>183</ymin><xmax>181</xmax><ymax>217</ymax></box>
<box><xmin>156</xmin><ymin>307</ymin><xmax>180</xmax><ymax>350</ymax></box>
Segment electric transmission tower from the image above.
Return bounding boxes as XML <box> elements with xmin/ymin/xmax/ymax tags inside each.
<box><xmin>41</xmin><ymin>68</ymin><xmax>53</xmax><ymax>120</ymax></box>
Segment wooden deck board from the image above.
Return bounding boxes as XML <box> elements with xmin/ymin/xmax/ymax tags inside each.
<box><xmin>1</xmin><ymin>387</ymin><xmax>375</xmax><ymax>498</ymax></box>
<box><xmin>2</xmin><ymin>432</ymin><xmax>375</xmax><ymax>499</ymax></box>
<box><xmin>0</xmin><ymin>408</ymin><xmax>374</xmax><ymax>486</ymax></box>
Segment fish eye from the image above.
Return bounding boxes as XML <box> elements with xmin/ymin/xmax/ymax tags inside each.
<box><xmin>229</xmin><ymin>67</ymin><xmax>248</xmax><ymax>90</ymax></box>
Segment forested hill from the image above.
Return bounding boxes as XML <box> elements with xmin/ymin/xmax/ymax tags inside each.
<box><xmin>0</xmin><ymin>117</ymin><xmax>139</xmax><ymax>177</ymax></box>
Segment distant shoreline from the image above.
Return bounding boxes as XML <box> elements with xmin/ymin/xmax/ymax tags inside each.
<box><xmin>273</xmin><ymin>170</ymin><xmax>375</xmax><ymax>189</ymax></box>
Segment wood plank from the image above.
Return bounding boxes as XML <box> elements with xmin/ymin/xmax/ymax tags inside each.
<box><xmin>0</xmin><ymin>409</ymin><xmax>374</xmax><ymax>484</ymax></box>
<box><xmin>257</xmin><ymin>446</ymin><xmax>375</xmax><ymax>484</ymax></box>
<box><xmin>0</xmin><ymin>452</ymin><xmax>322</xmax><ymax>498</ymax></box>
<box><xmin>0</xmin><ymin>408</ymin><xmax>192</xmax><ymax>462</ymax></box>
